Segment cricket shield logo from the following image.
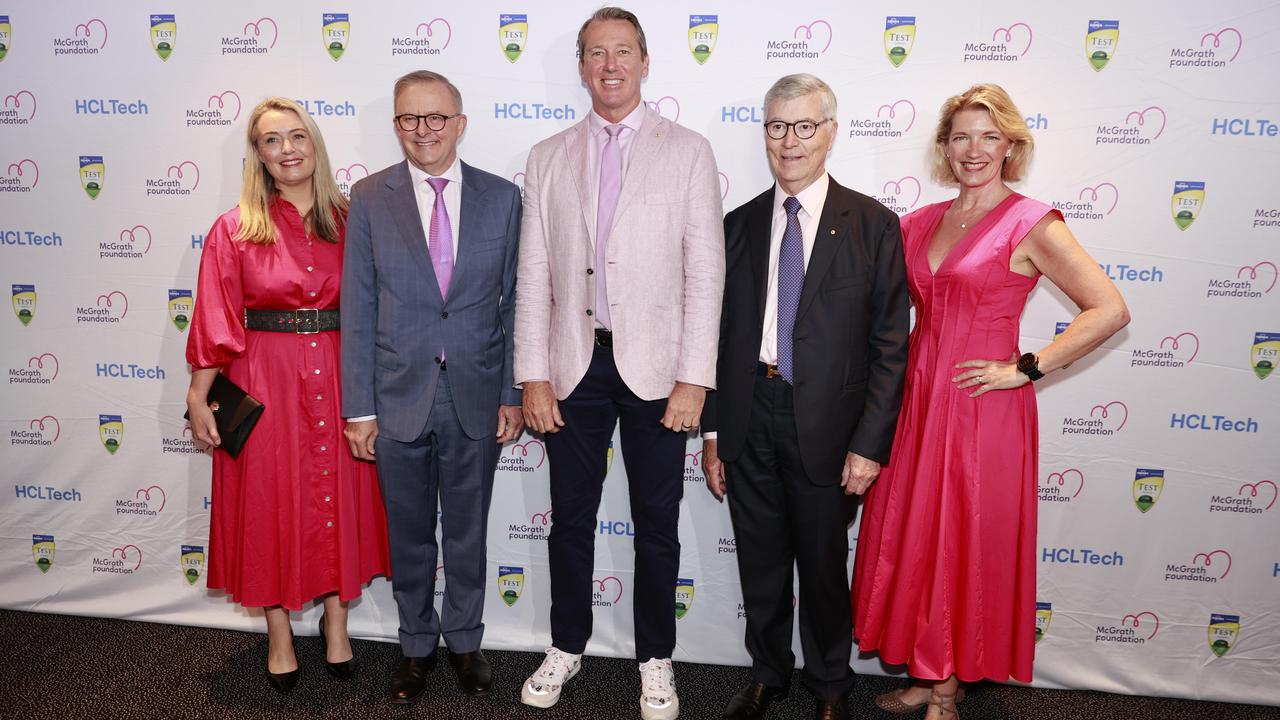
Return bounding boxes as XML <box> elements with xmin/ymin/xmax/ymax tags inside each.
<box><xmin>0</xmin><ymin>16</ymin><xmax>11</xmax><ymax>62</ymax></box>
<box><xmin>500</xmin><ymin>14</ymin><xmax>528</xmax><ymax>63</ymax></box>
<box><xmin>884</xmin><ymin>17</ymin><xmax>915</xmax><ymax>67</ymax></box>
<box><xmin>688</xmin><ymin>15</ymin><xmax>717</xmax><ymax>65</ymax></box>
<box><xmin>1171</xmin><ymin>181</ymin><xmax>1205</xmax><ymax>230</ymax></box>
<box><xmin>12</xmin><ymin>284</ymin><xmax>35</xmax><ymax>325</ymax></box>
<box><xmin>33</xmin><ymin>534</ymin><xmax>54</xmax><ymax>573</ymax></box>
<box><xmin>1086</xmin><ymin>20</ymin><xmax>1119</xmax><ymax>70</ymax></box>
<box><xmin>606</xmin><ymin>438</ymin><xmax>615</xmax><ymax>476</ymax></box>
<box><xmin>498</xmin><ymin>565</ymin><xmax>524</xmax><ymax>606</ymax></box>
<box><xmin>322</xmin><ymin>13</ymin><xmax>349</xmax><ymax>60</ymax></box>
<box><xmin>1133</xmin><ymin>469</ymin><xmax>1164</xmax><ymax>513</ymax></box>
<box><xmin>675</xmin><ymin>578</ymin><xmax>695</xmax><ymax>619</ymax></box>
<box><xmin>180</xmin><ymin>545</ymin><xmax>204</xmax><ymax>585</ymax></box>
<box><xmin>99</xmin><ymin>414</ymin><xmax>124</xmax><ymax>455</ymax></box>
<box><xmin>1208</xmin><ymin>614</ymin><xmax>1240</xmax><ymax>657</ymax></box>
<box><xmin>80</xmin><ymin>155</ymin><xmax>104</xmax><ymax>199</ymax></box>
<box><xmin>1035</xmin><ymin>602</ymin><xmax>1052</xmax><ymax>643</ymax></box>
<box><xmin>1251</xmin><ymin>332</ymin><xmax>1279</xmax><ymax>380</ymax></box>
<box><xmin>168</xmin><ymin>289</ymin><xmax>193</xmax><ymax>331</ymax></box>
<box><xmin>150</xmin><ymin>15</ymin><xmax>176</xmax><ymax>61</ymax></box>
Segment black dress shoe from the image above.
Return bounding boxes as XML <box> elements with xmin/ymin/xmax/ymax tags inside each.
<box><xmin>389</xmin><ymin>654</ymin><xmax>437</xmax><ymax>704</ymax></box>
<box><xmin>722</xmin><ymin>682</ymin><xmax>789</xmax><ymax>720</ymax></box>
<box><xmin>449</xmin><ymin>649</ymin><xmax>493</xmax><ymax>695</ymax></box>
<box><xmin>266</xmin><ymin>667</ymin><xmax>299</xmax><ymax>694</ymax></box>
<box><xmin>318</xmin><ymin>614</ymin><xmax>356</xmax><ymax>680</ymax></box>
<box><xmin>814</xmin><ymin>697</ymin><xmax>848</xmax><ymax>720</ymax></box>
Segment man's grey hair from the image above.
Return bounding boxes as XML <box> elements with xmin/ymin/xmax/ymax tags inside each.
<box><xmin>576</xmin><ymin>6</ymin><xmax>648</xmax><ymax>60</ymax></box>
<box><xmin>393</xmin><ymin>70</ymin><xmax>464</xmax><ymax>113</ymax></box>
<box><xmin>764</xmin><ymin>73</ymin><xmax>837</xmax><ymax>121</ymax></box>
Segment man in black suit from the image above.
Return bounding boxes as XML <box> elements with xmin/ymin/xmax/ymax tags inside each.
<box><xmin>702</xmin><ymin>74</ymin><xmax>909</xmax><ymax>720</ymax></box>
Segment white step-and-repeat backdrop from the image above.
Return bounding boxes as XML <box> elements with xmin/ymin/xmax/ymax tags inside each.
<box><xmin>1</xmin><ymin>0</ymin><xmax>1277</xmax><ymax>707</ymax></box>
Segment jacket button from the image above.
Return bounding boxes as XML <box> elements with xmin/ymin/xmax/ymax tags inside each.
<box><xmin>586</xmin><ymin>309</ymin><xmax>594</xmax><ymax>316</ymax></box>
<box><xmin>441</xmin><ymin>312</ymin><xmax>449</xmax><ymax>319</ymax></box>
<box><xmin>433</xmin><ymin>356</ymin><xmax>441</xmax><ymax>364</ymax></box>
<box><xmin>587</xmin><ymin>268</ymin><xmax>594</xmax><ymax>275</ymax></box>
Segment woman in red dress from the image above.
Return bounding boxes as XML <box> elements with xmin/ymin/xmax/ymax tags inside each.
<box><xmin>852</xmin><ymin>85</ymin><xmax>1129</xmax><ymax>718</ymax></box>
<box><xmin>185</xmin><ymin>97</ymin><xmax>390</xmax><ymax>693</ymax></box>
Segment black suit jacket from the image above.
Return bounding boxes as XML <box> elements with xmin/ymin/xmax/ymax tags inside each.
<box><xmin>703</xmin><ymin>177</ymin><xmax>910</xmax><ymax>485</ymax></box>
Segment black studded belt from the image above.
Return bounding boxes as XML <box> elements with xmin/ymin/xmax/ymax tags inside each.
<box><xmin>243</xmin><ymin>308</ymin><xmax>340</xmax><ymax>334</ymax></box>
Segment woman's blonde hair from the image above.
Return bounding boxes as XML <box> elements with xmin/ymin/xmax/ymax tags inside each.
<box><xmin>235</xmin><ymin>97</ymin><xmax>347</xmax><ymax>244</ymax></box>
<box><xmin>930</xmin><ymin>84</ymin><xmax>1034</xmax><ymax>185</ymax></box>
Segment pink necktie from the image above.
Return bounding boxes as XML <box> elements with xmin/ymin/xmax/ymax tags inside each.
<box><xmin>595</xmin><ymin>124</ymin><xmax>623</xmax><ymax>329</ymax></box>
<box><xmin>426</xmin><ymin>176</ymin><xmax>453</xmax><ymax>299</ymax></box>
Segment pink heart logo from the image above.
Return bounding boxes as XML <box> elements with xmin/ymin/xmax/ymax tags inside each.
<box><xmin>531</xmin><ymin>509</ymin><xmax>553</xmax><ymax>525</ymax></box>
<box><xmin>1158</xmin><ymin>332</ymin><xmax>1199</xmax><ymax>364</ymax></box>
<box><xmin>1192</xmin><ymin>549</ymin><xmax>1232</xmax><ymax>579</ymax></box>
<box><xmin>991</xmin><ymin>22</ymin><xmax>1033</xmax><ymax>56</ymax></box>
<box><xmin>593</xmin><ymin>575</ymin><xmax>625</xmax><ymax>603</ymax></box>
<box><xmin>97</xmin><ymin>290</ymin><xmax>129</xmax><ymax>319</ymax></box>
<box><xmin>685</xmin><ymin>450</ymin><xmax>702</xmax><ymax>467</ymax></box>
<box><xmin>882</xmin><ymin>176</ymin><xmax>921</xmax><ymax>210</ymax></box>
<box><xmin>167</xmin><ymin>161</ymin><xmax>200</xmax><ymax>190</ymax></box>
<box><xmin>30</xmin><ymin>416</ymin><xmax>61</xmax><ymax>442</ymax></box>
<box><xmin>718</xmin><ymin>172</ymin><xmax>729</xmax><ymax>202</ymax></box>
<box><xmin>1089</xmin><ymin>400</ymin><xmax>1128</xmax><ymax>432</ymax></box>
<box><xmin>1121</xmin><ymin>611</ymin><xmax>1160</xmax><ymax>640</ymax></box>
<box><xmin>135</xmin><ymin>485</ymin><xmax>167</xmax><ymax>513</ymax></box>
<box><xmin>511</xmin><ymin>439</ymin><xmax>546</xmax><ymax>468</ymax></box>
<box><xmin>243</xmin><ymin>17</ymin><xmax>279</xmax><ymax>48</ymax></box>
<box><xmin>335</xmin><ymin>163</ymin><xmax>369</xmax><ymax>183</ymax></box>
<box><xmin>28</xmin><ymin>353</ymin><xmax>59</xmax><ymax>381</ymax></box>
<box><xmin>1200</xmin><ymin>27</ymin><xmax>1242</xmax><ymax>62</ymax></box>
<box><xmin>1078</xmin><ymin>183</ymin><xmax>1118</xmax><ymax>215</ymax></box>
<box><xmin>793</xmin><ymin>20</ymin><xmax>833</xmax><ymax>54</ymax></box>
<box><xmin>112</xmin><ymin>544</ymin><xmax>143</xmax><ymax>570</ymax></box>
<box><xmin>1237</xmin><ymin>481</ymin><xmax>1277</xmax><ymax>510</ymax></box>
<box><xmin>1237</xmin><ymin>262</ymin><xmax>1277</xmax><ymax>293</ymax></box>
<box><xmin>416</xmin><ymin>18</ymin><xmax>452</xmax><ymax>50</ymax></box>
<box><xmin>646</xmin><ymin>96</ymin><xmax>681</xmax><ymax>123</ymax></box>
<box><xmin>208</xmin><ymin>91</ymin><xmax>242</xmax><ymax>121</ymax></box>
<box><xmin>6</xmin><ymin>159</ymin><xmax>39</xmax><ymax>189</ymax></box>
<box><xmin>1124</xmin><ymin>107</ymin><xmax>1167</xmax><ymax>140</ymax></box>
<box><xmin>3</xmin><ymin>91</ymin><xmax>37</xmax><ymax>121</ymax></box>
<box><xmin>1042</xmin><ymin>468</ymin><xmax>1084</xmax><ymax>498</ymax></box>
<box><xmin>876</xmin><ymin>100</ymin><xmax>916</xmax><ymax>132</ymax></box>
<box><xmin>119</xmin><ymin>225</ymin><xmax>152</xmax><ymax>253</ymax></box>
<box><xmin>74</xmin><ymin>19</ymin><xmax>109</xmax><ymax>49</ymax></box>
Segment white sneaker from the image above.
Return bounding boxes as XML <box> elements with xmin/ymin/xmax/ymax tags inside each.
<box><xmin>521</xmin><ymin>647</ymin><xmax>582</xmax><ymax>708</ymax></box>
<box><xmin>638</xmin><ymin>657</ymin><xmax>679</xmax><ymax>720</ymax></box>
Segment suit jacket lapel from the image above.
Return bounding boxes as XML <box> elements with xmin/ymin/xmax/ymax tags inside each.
<box><xmin>797</xmin><ymin>180</ymin><xmax>852</xmax><ymax>322</ymax></box>
<box><xmin>385</xmin><ymin>161</ymin><xmax>442</xmax><ymax>299</ymax></box>
<box><xmin>564</xmin><ymin>120</ymin><xmax>594</xmax><ymax>252</ymax></box>
<box><xmin>452</xmin><ymin>161</ymin><xmax>488</xmax><ymax>302</ymax></box>
<box><xmin>612</xmin><ymin>104</ymin><xmax>667</xmax><ymax>231</ymax></box>
<box><xmin>747</xmin><ymin>192</ymin><xmax>773</xmax><ymax>331</ymax></box>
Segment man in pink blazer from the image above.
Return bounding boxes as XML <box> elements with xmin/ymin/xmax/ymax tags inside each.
<box><xmin>514</xmin><ymin>7</ymin><xmax>724</xmax><ymax>719</ymax></box>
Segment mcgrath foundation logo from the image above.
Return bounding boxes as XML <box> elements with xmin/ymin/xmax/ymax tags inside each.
<box><xmin>118</xmin><ymin>485</ymin><xmax>166</xmax><ymax>518</ymax></box>
<box><xmin>718</xmin><ymin>172</ymin><xmax>730</xmax><ymax>202</ymax></box>
<box><xmin>875</xmin><ymin>176</ymin><xmax>921</xmax><ymax>215</ymax></box>
<box><xmin>55</xmin><ymin>18</ymin><xmax>107</xmax><ymax>56</ymax></box>
<box><xmin>187</xmin><ymin>90</ymin><xmax>241</xmax><ymax>128</ymax></box>
<box><xmin>499</xmin><ymin>14</ymin><xmax>528</xmax><ymax>63</ymax></box>
<box><xmin>683</xmin><ymin>449</ymin><xmax>702</xmax><ymax>483</ymax></box>
<box><xmin>766</xmin><ymin>19</ymin><xmax>831</xmax><ymax>61</ymax></box>
<box><xmin>12</xmin><ymin>416</ymin><xmax>59</xmax><ymax>447</ymax></box>
<box><xmin>1133</xmin><ymin>469</ymin><xmax>1164</xmax><ymax>513</ymax></box>
<box><xmin>99</xmin><ymin>414</ymin><xmax>124</xmax><ymax>455</ymax></box>
<box><xmin>1096</xmin><ymin>106</ymin><xmax>1166</xmax><ymax>147</ymax></box>
<box><xmin>79</xmin><ymin>155</ymin><xmax>104</xmax><ymax>199</ymax></box>
<box><xmin>2</xmin><ymin>158</ymin><xmax>38</xmax><ymax>193</ymax></box>
<box><xmin>94</xmin><ymin>544</ymin><xmax>142</xmax><ymax>575</ymax></box>
<box><xmin>146</xmin><ymin>160</ymin><xmax>200</xmax><ymax>197</ymax></box>
<box><xmin>11</xmin><ymin>353</ymin><xmax>58</xmax><ymax>385</ymax></box>
<box><xmin>102</xmin><ymin>224</ymin><xmax>151</xmax><ymax>259</ymax></box>
<box><xmin>508</xmin><ymin>508</ymin><xmax>551</xmax><ymax>541</ymax></box>
<box><xmin>884</xmin><ymin>16</ymin><xmax>915</xmax><ymax>67</ymax></box>
<box><xmin>675</xmin><ymin>578</ymin><xmax>695</xmax><ymax>619</ymax></box>
<box><xmin>0</xmin><ymin>16</ymin><xmax>10</xmax><ymax>62</ymax></box>
<box><xmin>1061</xmin><ymin>400</ymin><xmax>1127</xmax><ymax>436</ymax></box>
<box><xmin>1166</xmin><ymin>549</ymin><xmax>1232</xmax><ymax>584</ymax></box>
<box><xmin>11</xmin><ymin>283</ymin><xmax>35</xmax><ymax>325</ymax></box>
<box><xmin>150</xmin><ymin>15</ymin><xmax>175</xmax><ymax>60</ymax></box>
<box><xmin>498</xmin><ymin>438</ymin><xmax>544</xmax><ymax>475</ymax></box>
<box><xmin>1040</xmin><ymin>468</ymin><xmax>1083</xmax><ymax>503</ymax></box>
<box><xmin>591</xmin><ymin>576</ymin><xmax>624</xmax><ymax>608</ymax></box>
<box><xmin>1132</xmin><ymin>331</ymin><xmax>1197</xmax><ymax>369</ymax></box>
<box><xmin>1207</xmin><ymin>261</ymin><xmax>1276</xmax><ymax>300</ymax></box>
<box><xmin>1171</xmin><ymin>181</ymin><xmax>1205</xmax><ymax>230</ymax></box>
<box><xmin>1097</xmin><ymin>611</ymin><xmax>1160</xmax><ymax>645</ymax></box>
<box><xmin>1054</xmin><ymin>183</ymin><xmax>1117</xmax><ymax>221</ymax></box>
<box><xmin>392</xmin><ymin>17</ymin><xmax>451</xmax><ymax>56</ymax></box>
<box><xmin>1251</xmin><ymin>332</ymin><xmax>1279</xmax><ymax>379</ymax></box>
<box><xmin>224</xmin><ymin>17</ymin><xmax>277</xmax><ymax>56</ymax></box>
<box><xmin>1034</xmin><ymin>602</ymin><xmax>1052</xmax><ymax>643</ymax></box>
<box><xmin>76</xmin><ymin>290</ymin><xmax>128</xmax><ymax>324</ymax></box>
<box><xmin>848</xmin><ymin>99</ymin><xmax>915</xmax><ymax>139</ymax></box>
<box><xmin>334</xmin><ymin>163</ymin><xmax>368</xmax><ymax>197</ymax></box>
<box><xmin>1085</xmin><ymin>20</ymin><xmax>1119</xmax><ymax>71</ymax></box>
<box><xmin>1171</xmin><ymin>27</ymin><xmax>1241</xmax><ymax>69</ymax></box>
<box><xmin>1210</xmin><ymin>480</ymin><xmax>1277</xmax><ymax>515</ymax></box>
<box><xmin>322</xmin><ymin>13</ymin><xmax>350</xmax><ymax>61</ymax></box>
<box><xmin>2</xmin><ymin>90</ymin><xmax>36</xmax><ymax>125</ymax></box>
<box><xmin>646</xmin><ymin>96</ymin><xmax>680</xmax><ymax>123</ymax></box>
<box><xmin>498</xmin><ymin>565</ymin><xmax>524</xmax><ymax>606</ymax></box>
<box><xmin>169</xmin><ymin>289</ymin><xmax>193</xmax><ymax>331</ymax></box>
<box><xmin>963</xmin><ymin>22</ymin><xmax>1031</xmax><ymax>62</ymax></box>
<box><xmin>162</xmin><ymin>424</ymin><xmax>199</xmax><ymax>455</ymax></box>
<box><xmin>1208</xmin><ymin>614</ymin><xmax>1240</xmax><ymax>657</ymax></box>
<box><xmin>688</xmin><ymin>15</ymin><xmax>717</xmax><ymax>65</ymax></box>
<box><xmin>181</xmin><ymin>545</ymin><xmax>205</xmax><ymax>585</ymax></box>
<box><xmin>32</xmin><ymin>535</ymin><xmax>54</xmax><ymax>573</ymax></box>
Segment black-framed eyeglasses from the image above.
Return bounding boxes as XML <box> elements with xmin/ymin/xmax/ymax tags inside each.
<box><xmin>763</xmin><ymin>118</ymin><xmax>829</xmax><ymax>140</ymax></box>
<box><xmin>395</xmin><ymin>113</ymin><xmax>460</xmax><ymax>132</ymax></box>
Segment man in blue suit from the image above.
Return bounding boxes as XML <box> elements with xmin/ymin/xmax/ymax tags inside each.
<box><xmin>341</xmin><ymin>70</ymin><xmax>523</xmax><ymax>703</ymax></box>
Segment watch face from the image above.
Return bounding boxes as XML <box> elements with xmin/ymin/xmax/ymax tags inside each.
<box><xmin>1018</xmin><ymin>353</ymin><xmax>1040</xmax><ymax>375</ymax></box>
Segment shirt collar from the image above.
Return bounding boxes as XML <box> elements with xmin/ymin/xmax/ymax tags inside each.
<box><xmin>589</xmin><ymin>101</ymin><xmax>647</xmax><ymax>137</ymax></box>
<box><xmin>772</xmin><ymin>172</ymin><xmax>830</xmax><ymax>218</ymax></box>
<box><xmin>406</xmin><ymin>156</ymin><xmax>462</xmax><ymax>188</ymax></box>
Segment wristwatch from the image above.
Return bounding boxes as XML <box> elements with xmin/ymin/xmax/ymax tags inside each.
<box><xmin>1017</xmin><ymin>353</ymin><xmax>1044</xmax><ymax>381</ymax></box>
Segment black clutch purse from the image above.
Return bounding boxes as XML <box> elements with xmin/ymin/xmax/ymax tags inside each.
<box><xmin>184</xmin><ymin>373</ymin><xmax>265</xmax><ymax>458</ymax></box>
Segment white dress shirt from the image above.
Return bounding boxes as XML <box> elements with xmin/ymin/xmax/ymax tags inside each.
<box><xmin>759</xmin><ymin>172</ymin><xmax>829</xmax><ymax>364</ymax></box>
<box><xmin>588</xmin><ymin>102</ymin><xmax>646</xmax><ymax>330</ymax></box>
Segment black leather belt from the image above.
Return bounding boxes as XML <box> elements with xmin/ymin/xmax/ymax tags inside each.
<box><xmin>243</xmin><ymin>308</ymin><xmax>340</xmax><ymax>334</ymax></box>
<box><xmin>594</xmin><ymin>329</ymin><xmax>613</xmax><ymax>348</ymax></box>
<box><xmin>756</xmin><ymin>361</ymin><xmax>786</xmax><ymax>380</ymax></box>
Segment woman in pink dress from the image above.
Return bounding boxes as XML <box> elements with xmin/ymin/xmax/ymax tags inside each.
<box><xmin>185</xmin><ymin>97</ymin><xmax>391</xmax><ymax>693</ymax></box>
<box><xmin>852</xmin><ymin>85</ymin><xmax>1129</xmax><ymax>718</ymax></box>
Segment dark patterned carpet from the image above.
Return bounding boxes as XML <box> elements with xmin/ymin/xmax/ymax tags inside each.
<box><xmin>1</xmin><ymin>610</ymin><xmax>1276</xmax><ymax>719</ymax></box>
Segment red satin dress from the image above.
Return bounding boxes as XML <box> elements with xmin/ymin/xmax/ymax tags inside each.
<box><xmin>854</xmin><ymin>194</ymin><xmax>1059</xmax><ymax>683</ymax></box>
<box><xmin>187</xmin><ymin>197</ymin><xmax>390</xmax><ymax>610</ymax></box>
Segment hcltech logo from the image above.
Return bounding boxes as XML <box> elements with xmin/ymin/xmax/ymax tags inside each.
<box><xmin>55</xmin><ymin>18</ymin><xmax>107</xmax><ymax>56</ymax></box>
<box><xmin>14</xmin><ymin>482</ymin><xmax>80</xmax><ymax>503</ymax></box>
<box><xmin>765</xmin><ymin>19</ymin><xmax>831</xmax><ymax>60</ymax></box>
<box><xmin>322</xmin><ymin>13</ymin><xmax>349</xmax><ymax>60</ymax></box>
<box><xmin>12</xmin><ymin>415</ymin><xmax>59</xmax><ymax>447</ymax></box>
<box><xmin>1166</xmin><ymin>549</ymin><xmax>1231</xmax><ymax>584</ymax></box>
<box><xmin>1208</xmin><ymin>614</ymin><xmax>1240</xmax><ymax>657</ymax></box>
<box><xmin>884</xmin><ymin>17</ymin><xmax>915</xmax><ymax>67</ymax></box>
<box><xmin>1210</xmin><ymin>481</ymin><xmax>1276</xmax><ymax>515</ymax></box>
<box><xmin>12</xmin><ymin>283</ymin><xmax>35</xmax><ymax>325</ymax></box>
<box><xmin>32</xmin><ymin>535</ymin><xmax>54</xmax><ymax>573</ymax></box>
<box><xmin>99</xmin><ymin>414</ymin><xmax>124</xmax><ymax>455</ymax></box>
<box><xmin>1133</xmin><ymin>469</ymin><xmax>1164</xmax><ymax>513</ymax></box>
<box><xmin>1251</xmin><ymin>332</ymin><xmax>1278</xmax><ymax>379</ymax></box>
<box><xmin>675</xmin><ymin>578</ymin><xmax>695</xmax><ymax>619</ymax></box>
<box><xmin>1172</xmin><ymin>28</ymin><xmax>1241</xmax><ymax>69</ymax></box>
<box><xmin>1041</xmin><ymin>547</ymin><xmax>1124</xmax><ymax>566</ymax></box>
<box><xmin>591</xmin><ymin>576</ymin><xmax>624</xmax><ymax>608</ymax></box>
<box><xmin>494</xmin><ymin>101</ymin><xmax>574</xmax><ymax>121</ymax></box>
<box><xmin>1169</xmin><ymin>412</ymin><xmax>1258</xmax><ymax>433</ymax></box>
<box><xmin>75</xmin><ymin>97</ymin><xmax>147</xmax><ymax>116</ymax></box>
<box><xmin>1040</xmin><ymin>468</ymin><xmax>1084</xmax><ymax>503</ymax></box>
<box><xmin>150</xmin><ymin>15</ymin><xmax>175</xmax><ymax>60</ymax></box>
<box><xmin>1171</xmin><ymin>181</ymin><xmax>1205</xmax><ymax>230</ymax></box>
<box><xmin>688</xmin><ymin>15</ymin><xmax>717</xmax><ymax>65</ymax></box>
<box><xmin>224</xmin><ymin>17</ymin><xmax>276</xmax><ymax>55</ymax></box>
<box><xmin>392</xmin><ymin>18</ymin><xmax>450</xmax><ymax>56</ymax></box>
<box><xmin>1034</xmin><ymin>602</ymin><xmax>1052</xmax><ymax>643</ymax></box>
<box><xmin>295</xmin><ymin>98</ymin><xmax>355</xmax><ymax>117</ymax></box>
<box><xmin>2</xmin><ymin>158</ymin><xmax>38</xmax><ymax>192</ymax></box>
<box><xmin>499</xmin><ymin>438</ymin><xmax>544</xmax><ymax>474</ymax></box>
<box><xmin>1097</xmin><ymin>611</ymin><xmax>1159</xmax><ymax>645</ymax></box>
<box><xmin>79</xmin><ymin>155</ymin><xmax>104</xmax><ymax>199</ymax></box>
<box><xmin>498</xmin><ymin>565</ymin><xmax>524</xmax><ymax>606</ymax></box>
<box><xmin>2</xmin><ymin>89</ymin><xmax>35</xmax><ymax>125</ymax></box>
<box><xmin>964</xmin><ymin>22</ymin><xmax>1031</xmax><ymax>63</ymax></box>
<box><xmin>181</xmin><ymin>545</ymin><xmax>204</xmax><ymax>585</ymax></box>
<box><xmin>102</xmin><ymin>225</ymin><xmax>151</xmax><ymax>259</ymax></box>
<box><xmin>169</xmin><ymin>289</ymin><xmax>193</xmax><ymax>331</ymax></box>
<box><xmin>500</xmin><ymin>14</ymin><xmax>527</xmax><ymax>63</ymax></box>
<box><xmin>1085</xmin><ymin>20</ymin><xmax>1119</xmax><ymax>71</ymax></box>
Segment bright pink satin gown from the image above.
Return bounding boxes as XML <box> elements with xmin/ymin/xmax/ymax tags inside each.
<box><xmin>853</xmin><ymin>194</ymin><xmax>1059</xmax><ymax>683</ymax></box>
